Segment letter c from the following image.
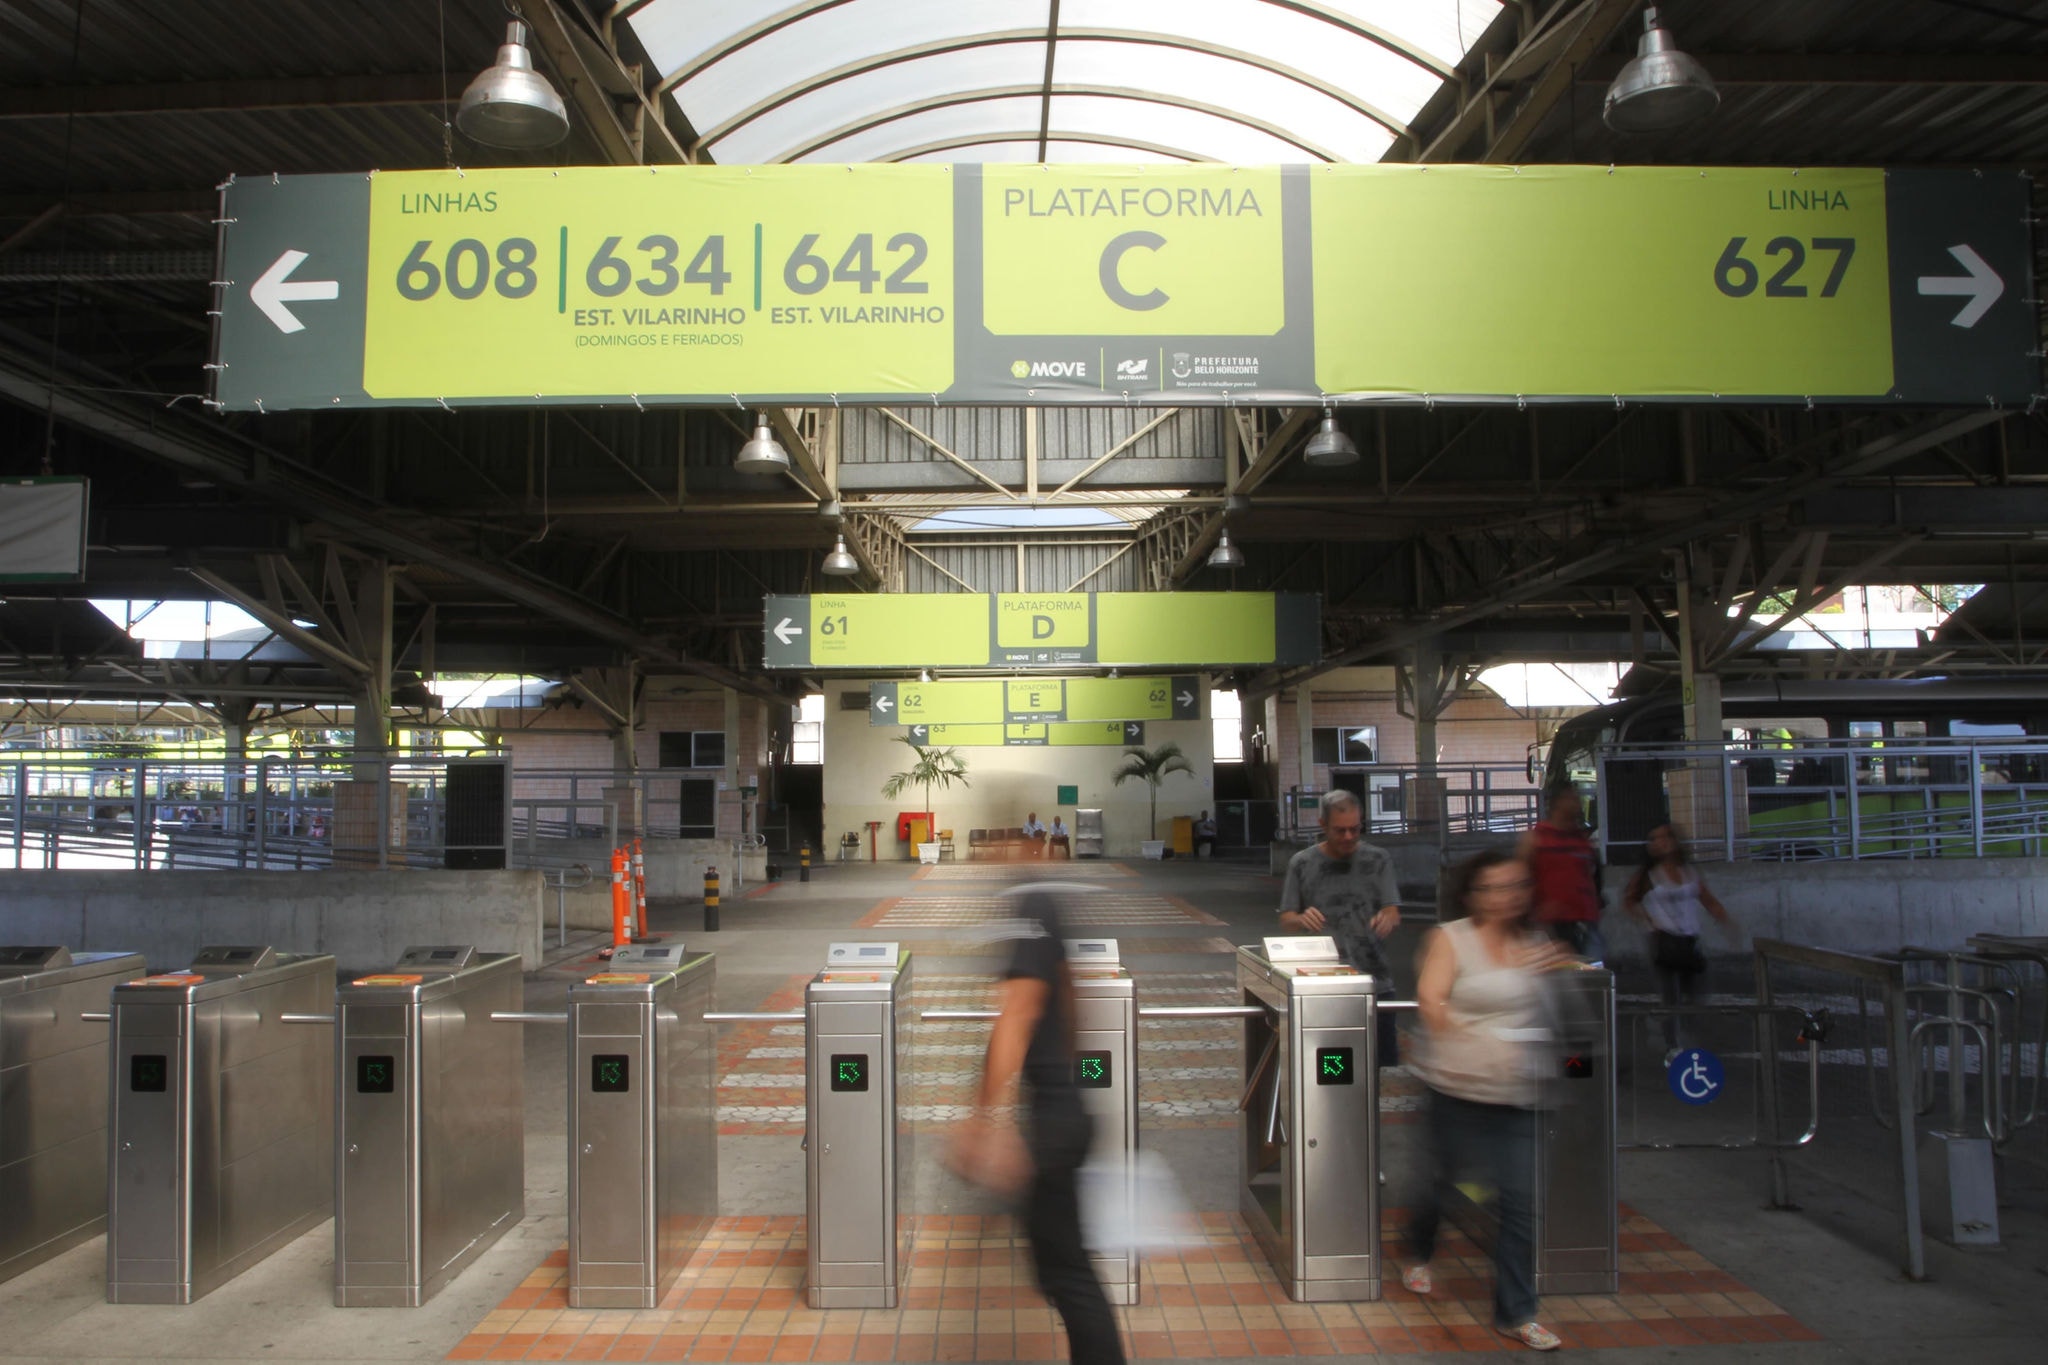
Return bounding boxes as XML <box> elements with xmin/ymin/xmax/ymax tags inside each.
<box><xmin>1099</xmin><ymin>230</ymin><xmax>1168</xmax><ymax>311</ymax></box>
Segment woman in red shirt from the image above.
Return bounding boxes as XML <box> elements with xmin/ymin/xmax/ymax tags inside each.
<box><xmin>1518</xmin><ymin>785</ymin><xmax>1605</xmax><ymax>963</ymax></box>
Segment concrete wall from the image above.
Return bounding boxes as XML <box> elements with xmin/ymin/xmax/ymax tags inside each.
<box><xmin>1600</xmin><ymin>856</ymin><xmax>2048</xmax><ymax>962</ymax></box>
<box><xmin>0</xmin><ymin>869</ymin><xmax>544</xmax><ymax>972</ymax></box>
<box><xmin>822</xmin><ymin>681</ymin><xmax>1215</xmax><ymax>858</ymax></box>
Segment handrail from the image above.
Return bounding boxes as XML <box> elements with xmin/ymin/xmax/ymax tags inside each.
<box><xmin>1907</xmin><ymin>1016</ymin><xmax>2002</xmax><ymax>1142</ymax></box>
<box><xmin>1754</xmin><ymin>938</ymin><xmax>1904</xmax><ymax>986</ymax></box>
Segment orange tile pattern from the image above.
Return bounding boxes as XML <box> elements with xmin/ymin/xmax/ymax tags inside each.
<box><xmin>447</xmin><ymin>1209</ymin><xmax>1818</xmax><ymax>1361</ymax></box>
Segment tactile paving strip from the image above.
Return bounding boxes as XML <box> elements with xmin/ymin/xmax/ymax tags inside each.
<box><xmin>448</xmin><ymin>1208</ymin><xmax>1818</xmax><ymax>1361</ymax></box>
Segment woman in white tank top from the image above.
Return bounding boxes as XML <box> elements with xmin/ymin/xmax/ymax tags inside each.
<box><xmin>1623</xmin><ymin>823</ymin><xmax>1737</xmax><ymax>1060</ymax></box>
<box><xmin>1401</xmin><ymin>849</ymin><xmax>1572</xmax><ymax>1351</ymax></box>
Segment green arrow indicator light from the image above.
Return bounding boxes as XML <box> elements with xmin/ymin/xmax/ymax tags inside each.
<box><xmin>1315</xmin><ymin>1046</ymin><xmax>1355</xmax><ymax>1085</ymax></box>
<box><xmin>830</xmin><ymin>1053</ymin><xmax>870</xmax><ymax>1092</ymax></box>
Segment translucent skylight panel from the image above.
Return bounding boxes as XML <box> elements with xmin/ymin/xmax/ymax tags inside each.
<box><xmin>1047</xmin><ymin>94</ymin><xmax>1313</xmax><ymax>162</ymax></box>
<box><xmin>1058</xmin><ymin>0</ymin><xmax>1444</xmax><ymax>125</ymax></box>
<box><xmin>897</xmin><ymin>141</ymin><xmax>1191</xmax><ymax>164</ymax></box>
<box><xmin>677</xmin><ymin>0</ymin><xmax>1046</xmax><ymax>137</ymax></box>
<box><xmin>1320</xmin><ymin>0</ymin><xmax>1502</xmax><ymax>69</ymax></box>
<box><xmin>795</xmin><ymin>96</ymin><xmax>1047</xmax><ymax>164</ymax></box>
<box><xmin>1054</xmin><ymin>40</ymin><xmax>1393</xmax><ymax>161</ymax></box>
<box><xmin>624</xmin><ymin>0</ymin><xmax>804</xmax><ymax>81</ymax></box>
<box><xmin>711</xmin><ymin>45</ymin><xmax>1050</xmax><ymax>162</ymax></box>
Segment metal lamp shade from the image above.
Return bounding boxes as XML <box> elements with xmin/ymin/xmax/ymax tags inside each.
<box><xmin>821</xmin><ymin>536</ymin><xmax>859</xmax><ymax>576</ymax></box>
<box><xmin>1302</xmin><ymin>413</ymin><xmax>1360</xmax><ymax>467</ymax></box>
<box><xmin>456</xmin><ymin>22</ymin><xmax>570</xmax><ymax>150</ymax></box>
<box><xmin>1603</xmin><ymin>8</ymin><xmax>1719</xmax><ymax>133</ymax></box>
<box><xmin>1208</xmin><ymin>531</ymin><xmax>1245</xmax><ymax>570</ymax></box>
<box><xmin>733</xmin><ymin>414</ymin><xmax>792</xmax><ymax>474</ymax></box>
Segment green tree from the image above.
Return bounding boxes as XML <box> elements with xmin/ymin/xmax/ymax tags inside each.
<box><xmin>879</xmin><ymin>736</ymin><xmax>970</xmax><ymax>843</ymax></box>
<box><xmin>1111</xmin><ymin>741</ymin><xmax>1195</xmax><ymax>841</ymax></box>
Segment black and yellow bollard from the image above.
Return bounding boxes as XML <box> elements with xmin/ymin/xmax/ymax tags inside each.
<box><xmin>704</xmin><ymin>866</ymin><xmax>720</xmax><ymax>933</ymax></box>
<box><xmin>799</xmin><ymin>845</ymin><xmax>811</xmax><ymax>883</ymax></box>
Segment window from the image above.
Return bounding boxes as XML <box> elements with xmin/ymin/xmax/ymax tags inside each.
<box><xmin>1312</xmin><ymin>726</ymin><xmax>1378</xmax><ymax>766</ymax></box>
<box><xmin>793</xmin><ymin>694</ymin><xmax>824</xmax><ymax>765</ymax></box>
<box><xmin>659</xmin><ymin>730</ymin><xmax>728</xmax><ymax>769</ymax></box>
<box><xmin>1212</xmin><ymin>688</ymin><xmax>1242</xmax><ymax>763</ymax></box>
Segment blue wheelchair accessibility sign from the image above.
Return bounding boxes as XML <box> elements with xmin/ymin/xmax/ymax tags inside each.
<box><xmin>1667</xmin><ymin>1048</ymin><xmax>1724</xmax><ymax>1105</ymax></box>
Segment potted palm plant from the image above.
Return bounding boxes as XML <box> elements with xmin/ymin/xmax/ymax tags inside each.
<box><xmin>1111</xmin><ymin>741</ymin><xmax>1194</xmax><ymax>856</ymax></box>
<box><xmin>879</xmin><ymin>736</ymin><xmax>970</xmax><ymax>860</ymax></box>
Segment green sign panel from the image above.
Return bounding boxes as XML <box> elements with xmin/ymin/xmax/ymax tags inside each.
<box><xmin>770</xmin><ymin>593</ymin><xmax>1315</xmax><ymax>670</ymax></box>
<box><xmin>872</xmin><ymin>675</ymin><xmax>1199</xmax><ymax>725</ymax></box>
<box><xmin>212</xmin><ymin>165</ymin><xmax>2035</xmax><ymax>411</ymax></box>
<box><xmin>909</xmin><ymin>721</ymin><xmax>1143</xmax><ymax>748</ymax></box>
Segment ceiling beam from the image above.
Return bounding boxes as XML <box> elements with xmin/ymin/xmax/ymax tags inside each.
<box><xmin>0</xmin><ymin>73</ymin><xmax>448</xmax><ymax>119</ymax></box>
<box><xmin>1578</xmin><ymin>52</ymin><xmax>2048</xmax><ymax>86</ymax></box>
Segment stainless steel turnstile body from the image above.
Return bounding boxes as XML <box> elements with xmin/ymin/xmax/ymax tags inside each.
<box><xmin>567</xmin><ymin>944</ymin><xmax>717</xmax><ymax>1309</ymax></box>
<box><xmin>805</xmin><ymin>942</ymin><xmax>914</xmax><ymax>1308</ymax></box>
<box><xmin>107</xmin><ymin>946</ymin><xmax>336</xmax><ymax>1304</ymax></box>
<box><xmin>1068</xmin><ymin>938</ymin><xmax>1138</xmax><ymax>1305</ymax></box>
<box><xmin>335</xmin><ymin>946</ymin><xmax>525</xmax><ymax>1307</ymax></box>
<box><xmin>1237</xmin><ymin>939</ymin><xmax>1380</xmax><ymax>1302</ymax></box>
<box><xmin>1444</xmin><ymin>965</ymin><xmax>1618</xmax><ymax>1294</ymax></box>
<box><xmin>0</xmin><ymin>946</ymin><xmax>147</xmax><ymax>1282</ymax></box>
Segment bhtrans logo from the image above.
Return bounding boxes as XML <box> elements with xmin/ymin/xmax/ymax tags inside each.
<box><xmin>1114</xmin><ymin>357</ymin><xmax>1149</xmax><ymax>381</ymax></box>
<box><xmin>1009</xmin><ymin>358</ymin><xmax>1091</xmax><ymax>380</ymax></box>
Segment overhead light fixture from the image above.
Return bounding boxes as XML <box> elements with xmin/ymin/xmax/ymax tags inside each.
<box><xmin>456</xmin><ymin>21</ymin><xmax>570</xmax><ymax>150</ymax></box>
<box><xmin>919</xmin><ymin>669</ymin><xmax>932</xmax><ymax>684</ymax></box>
<box><xmin>1303</xmin><ymin>408</ymin><xmax>1360</xmax><ymax>467</ymax></box>
<box><xmin>821</xmin><ymin>535</ymin><xmax>859</xmax><ymax>576</ymax></box>
<box><xmin>1207</xmin><ymin>531</ymin><xmax>1245</xmax><ymax>570</ymax></box>
<box><xmin>733</xmin><ymin>411</ymin><xmax>791</xmax><ymax>475</ymax></box>
<box><xmin>1603</xmin><ymin>6</ymin><xmax>1719</xmax><ymax>134</ymax></box>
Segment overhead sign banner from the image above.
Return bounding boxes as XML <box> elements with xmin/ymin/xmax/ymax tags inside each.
<box><xmin>213</xmin><ymin>165</ymin><xmax>2035</xmax><ymax>411</ymax></box>
<box><xmin>909</xmin><ymin>721</ymin><xmax>1143</xmax><ymax>748</ymax></box>
<box><xmin>872</xmin><ymin>676</ymin><xmax>1199</xmax><ymax>725</ymax></box>
<box><xmin>768</xmin><ymin>593</ymin><xmax>1316</xmax><ymax>670</ymax></box>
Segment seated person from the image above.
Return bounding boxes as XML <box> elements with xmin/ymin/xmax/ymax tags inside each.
<box><xmin>1047</xmin><ymin>816</ymin><xmax>1071</xmax><ymax>858</ymax></box>
<box><xmin>1193</xmin><ymin>809</ymin><xmax>1218</xmax><ymax>857</ymax></box>
<box><xmin>1021</xmin><ymin>811</ymin><xmax>1048</xmax><ymax>856</ymax></box>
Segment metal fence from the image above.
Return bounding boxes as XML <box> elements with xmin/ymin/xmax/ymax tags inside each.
<box><xmin>1284</xmin><ymin>765</ymin><xmax>1541</xmax><ymax>841</ymax></box>
<box><xmin>1594</xmin><ymin>735</ymin><xmax>2048</xmax><ymax>865</ymax></box>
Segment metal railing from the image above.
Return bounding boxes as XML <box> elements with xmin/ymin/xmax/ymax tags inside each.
<box><xmin>1594</xmin><ymin>735</ymin><xmax>2048</xmax><ymax>864</ymax></box>
<box><xmin>1284</xmin><ymin>766</ymin><xmax>1541</xmax><ymax>842</ymax></box>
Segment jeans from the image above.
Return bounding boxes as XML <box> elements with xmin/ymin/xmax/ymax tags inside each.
<box><xmin>1408</xmin><ymin>1091</ymin><xmax>1540</xmax><ymax>1329</ymax></box>
<box><xmin>1652</xmin><ymin>931</ymin><xmax>1707</xmax><ymax>1049</ymax></box>
<box><xmin>1024</xmin><ymin>1108</ymin><xmax>1125</xmax><ymax>1365</ymax></box>
<box><xmin>1551</xmin><ymin>918</ymin><xmax>1607</xmax><ymax>965</ymax></box>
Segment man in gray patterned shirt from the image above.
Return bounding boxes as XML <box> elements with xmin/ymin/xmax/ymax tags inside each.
<box><xmin>1277</xmin><ymin>789</ymin><xmax>1401</xmax><ymax>981</ymax></box>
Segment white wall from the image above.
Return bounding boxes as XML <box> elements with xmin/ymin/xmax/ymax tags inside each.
<box><xmin>820</xmin><ymin>681</ymin><xmax>1215</xmax><ymax>857</ymax></box>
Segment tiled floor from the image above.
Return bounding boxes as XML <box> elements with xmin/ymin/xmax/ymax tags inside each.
<box><xmin>858</xmin><ymin>894</ymin><xmax>1224</xmax><ymax>929</ymax></box>
<box><xmin>447</xmin><ymin>1208</ymin><xmax>1818</xmax><ymax>1361</ymax></box>
<box><xmin>916</xmin><ymin>863</ymin><xmax>1137</xmax><ymax>880</ymax></box>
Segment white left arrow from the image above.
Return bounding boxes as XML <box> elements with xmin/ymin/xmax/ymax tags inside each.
<box><xmin>773</xmin><ymin>617</ymin><xmax>803</xmax><ymax>645</ymax></box>
<box><xmin>250</xmin><ymin>250</ymin><xmax>339</xmax><ymax>334</ymax></box>
<box><xmin>1917</xmin><ymin>244</ymin><xmax>2003</xmax><ymax>328</ymax></box>
<box><xmin>875</xmin><ymin>695</ymin><xmax>893</xmax><ymax>714</ymax></box>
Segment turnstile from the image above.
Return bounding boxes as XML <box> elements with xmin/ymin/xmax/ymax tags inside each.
<box><xmin>335</xmin><ymin>945</ymin><xmax>525</xmax><ymax>1307</ymax></box>
<box><xmin>0</xmin><ymin>946</ymin><xmax>147</xmax><ymax>1282</ymax></box>
<box><xmin>1444</xmin><ymin>964</ymin><xmax>1619</xmax><ymax>1294</ymax></box>
<box><xmin>805</xmin><ymin>941</ymin><xmax>913</xmax><ymax>1308</ymax></box>
<box><xmin>1068</xmin><ymin>938</ymin><xmax>1138</xmax><ymax>1304</ymax></box>
<box><xmin>1237</xmin><ymin>937</ymin><xmax>1381</xmax><ymax>1302</ymax></box>
<box><xmin>566</xmin><ymin>943</ymin><xmax>717</xmax><ymax>1309</ymax></box>
<box><xmin>106</xmin><ymin>945</ymin><xmax>335</xmax><ymax>1304</ymax></box>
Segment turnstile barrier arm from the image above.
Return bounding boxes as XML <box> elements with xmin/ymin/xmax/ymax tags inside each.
<box><xmin>1616</xmin><ymin>1001</ymin><xmax>1822</xmax><ymax>1151</ymax></box>
<box><xmin>80</xmin><ymin>1011</ymin><xmax>110</xmax><ymax>1022</ymax></box>
<box><xmin>703</xmin><ymin>1011</ymin><xmax>804</xmax><ymax>1022</ymax></box>
<box><xmin>493</xmin><ymin>1011</ymin><xmax>569</xmax><ymax>1024</ymax></box>
<box><xmin>281</xmin><ymin>1013</ymin><xmax>334</xmax><ymax>1024</ymax></box>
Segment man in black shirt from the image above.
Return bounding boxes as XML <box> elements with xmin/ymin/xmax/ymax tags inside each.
<box><xmin>951</xmin><ymin>891</ymin><xmax>1124</xmax><ymax>1365</ymax></box>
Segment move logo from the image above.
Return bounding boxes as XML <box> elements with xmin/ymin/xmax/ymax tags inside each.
<box><xmin>1009</xmin><ymin>358</ymin><xmax>1091</xmax><ymax>380</ymax></box>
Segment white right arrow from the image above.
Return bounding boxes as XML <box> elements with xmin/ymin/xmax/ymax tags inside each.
<box><xmin>250</xmin><ymin>249</ymin><xmax>340</xmax><ymax>334</ymax></box>
<box><xmin>1176</xmin><ymin>690</ymin><xmax>1195</xmax><ymax>708</ymax></box>
<box><xmin>1917</xmin><ymin>244</ymin><xmax>2003</xmax><ymax>328</ymax></box>
<box><xmin>773</xmin><ymin>617</ymin><xmax>803</xmax><ymax>645</ymax></box>
<box><xmin>875</xmin><ymin>695</ymin><xmax>893</xmax><ymax>714</ymax></box>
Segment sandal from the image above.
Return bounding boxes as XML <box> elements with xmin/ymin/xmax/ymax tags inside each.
<box><xmin>1498</xmin><ymin>1321</ymin><xmax>1561</xmax><ymax>1351</ymax></box>
<box><xmin>1401</xmin><ymin>1263</ymin><xmax>1433</xmax><ymax>1295</ymax></box>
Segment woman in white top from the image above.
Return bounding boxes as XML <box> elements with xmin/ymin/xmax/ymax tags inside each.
<box><xmin>1403</xmin><ymin>849</ymin><xmax>1572</xmax><ymax>1351</ymax></box>
<box><xmin>1623</xmin><ymin>823</ymin><xmax>1736</xmax><ymax>1060</ymax></box>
